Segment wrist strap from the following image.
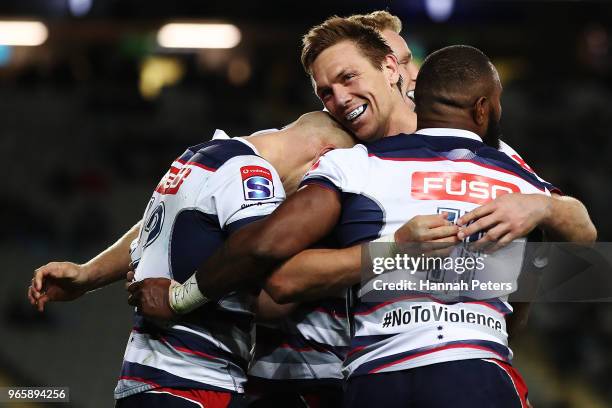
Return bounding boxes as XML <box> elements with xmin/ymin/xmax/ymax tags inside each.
<box><xmin>370</xmin><ymin>234</ymin><xmax>399</xmax><ymax>260</ymax></box>
<box><xmin>168</xmin><ymin>274</ymin><xmax>209</xmax><ymax>314</ymax></box>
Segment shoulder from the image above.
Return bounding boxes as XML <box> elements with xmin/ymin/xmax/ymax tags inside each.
<box><xmin>320</xmin><ymin>144</ymin><xmax>369</xmax><ymax>164</ymax></box>
<box><xmin>186</xmin><ymin>139</ymin><xmax>262</xmax><ymax>172</ymax></box>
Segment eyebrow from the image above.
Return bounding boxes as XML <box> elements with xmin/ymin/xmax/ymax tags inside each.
<box><xmin>334</xmin><ymin>68</ymin><xmax>351</xmax><ymax>81</ymax></box>
<box><xmin>314</xmin><ymin>67</ymin><xmax>355</xmax><ymax>95</ymax></box>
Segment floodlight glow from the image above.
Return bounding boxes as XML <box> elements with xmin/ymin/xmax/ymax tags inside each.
<box><xmin>425</xmin><ymin>0</ymin><xmax>455</xmax><ymax>23</ymax></box>
<box><xmin>68</xmin><ymin>0</ymin><xmax>93</xmax><ymax>17</ymax></box>
<box><xmin>0</xmin><ymin>21</ymin><xmax>48</xmax><ymax>46</ymax></box>
<box><xmin>157</xmin><ymin>23</ymin><xmax>241</xmax><ymax>49</ymax></box>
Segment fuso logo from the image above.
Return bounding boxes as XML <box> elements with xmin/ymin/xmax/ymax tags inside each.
<box><xmin>411</xmin><ymin>172</ymin><xmax>520</xmax><ymax>204</ymax></box>
<box><xmin>241</xmin><ymin>165</ymin><xmax>274</xmax><ymax>200</ymax></box>
<box><xmin>155</xmin><ymin>165</ymin><xmax>192</xmax><ymax>195</ymax></box>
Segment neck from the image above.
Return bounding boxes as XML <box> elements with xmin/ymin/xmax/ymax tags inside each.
<box><xmin>246</xmin><ymin>130</ymin><xmax>319</xmax><ymax>195</ymax></box>
<box><xmin>383</xmin><ymin>93</ymin><xmax>418</xmax><ymax>137</ymax></box>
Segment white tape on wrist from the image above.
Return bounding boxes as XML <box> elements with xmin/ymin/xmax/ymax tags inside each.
<box><xmin>370</xmin><ymin>234</ymin><xmax>399</xmax><ymax>259</ymax></box>
<box><xmin>168</xmin><ymin>274</ymin><xmax>209</xmax><ymax>314</ymax></box>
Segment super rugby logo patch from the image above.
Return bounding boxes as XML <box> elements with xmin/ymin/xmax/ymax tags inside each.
<box><xmin>241</xmin><ymin>165</ymin><xmax>274</xmax><ymax>200</ymax></box>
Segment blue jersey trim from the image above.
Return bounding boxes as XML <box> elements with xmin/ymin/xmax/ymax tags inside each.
<box><xmin>366</xmin><ymin>134</ymin><xmax>559</xmax><ymax>193</ymax></box>
<box><xmin>170</xmin><ymin>210</ymin><xmax>224</xmax><ymax>284</ymax></box>
<box><xmin>226</xmin><ymin>215</ymin><xmax>266</xmax><ymax>235</ymax></box>
<box><xmin>119</xmin><ymin>361</ymin><xmax>237</xmax><ymax>393</ymax></box>
<box><xmin>183</xmin><ymin>139</ymin><xmax>259</xmax><ymax>171</ymax></box>
<box><xmin>350</xmin><ymin>339</ymin><xmax>511</xmax><ymax>376</ymax></box>
<box><xmin>299</xmin><ymin>177</ymin><xmax>342</xmax><ymax>195</ymax></box>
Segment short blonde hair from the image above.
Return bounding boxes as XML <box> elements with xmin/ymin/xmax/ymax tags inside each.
<box><xmin>301</xmin><ymin>16</ymin><xmax>392</xmax><ymax>75</ymax></box>
<box><xmin>347</xmin><ymin>10</ymin><xmax>402</xmax><ymax>34</ymax></box>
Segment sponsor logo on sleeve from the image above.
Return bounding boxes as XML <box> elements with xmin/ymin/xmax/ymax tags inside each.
<box><xmin>411</xmin><ymin>172</ymin><xmax>520</xmax><ymax>205</ymax></box>
<box><xmin>241</xmin><ymin>165</ymin><xmax>274</xmax><ymax>200</ymax></box>
<box><xmin>155</xmin><ymin>164</ymin><xmax>192</xmax><ymax>195</ymax></box>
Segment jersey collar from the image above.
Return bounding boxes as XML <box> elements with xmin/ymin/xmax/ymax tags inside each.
<box><xmin>212</xmin><ymin>129</ymin><xmax>262</xmax><ymax>156</ymax></box>
<box><xmin>415</xmin><ymin>128</ymin><xmax>482</xmax><ymax>142</ymax></box>
<box><xmin>234</xmin><ymin>137</ymin><xmax>261</xmax><ymax>156</ymax></box>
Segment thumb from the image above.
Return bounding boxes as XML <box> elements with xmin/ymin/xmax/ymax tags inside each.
<box><xmin>126</xmin><ymin>271</ymin><xmax>135</xmax><ymax>282</ymax></box>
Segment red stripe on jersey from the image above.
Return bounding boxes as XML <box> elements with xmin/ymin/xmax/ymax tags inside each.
<box><xmin>158</xmin><ymin>336</ymin><xmax>222</xmax><ymax>361</ymax></box>
<box><xmin>346</xmin><ymin>346</ymin><xmax>366</xmax><ymax>358</ymax></box>
<box><xmin>151</xmin><ymin>387</ymin><xmax>233</xmax><ymax>408</ymax></box>
<box><xmin>482</xmin><ymin>359</ymin><xmax>530</xmax><ymax>408</ymax></box>
<box><xmin>369</xmin><ymin>344</ymin><xmax>508</xmax><ymax>374</ymax></box>
<box><xmin>278</xmin><ymin>343</ymin><xmax>315</xmax><ymax>352</ymax></box>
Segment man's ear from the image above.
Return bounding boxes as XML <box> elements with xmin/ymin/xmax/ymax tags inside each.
<box><xmin>473</xmin><ymin>96</ymin><xmax>488</xmax><ymax>127</ymax></box>
<box><xmin>382</xmin><ymin>54</ymin><xmax>400</xmax><ymax>88</ymax></box>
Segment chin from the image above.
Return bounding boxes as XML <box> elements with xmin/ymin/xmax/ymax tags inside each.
<box><xmin>352</xmin><ymin>125</ymin><xmax>377</xmax><ymax>143</ymax></box>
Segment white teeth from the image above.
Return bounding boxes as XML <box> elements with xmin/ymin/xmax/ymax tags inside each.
<box><xmin>346</xmin><ymin>105</ymin><xmax>365</xmax><ymax>121</ymax></box>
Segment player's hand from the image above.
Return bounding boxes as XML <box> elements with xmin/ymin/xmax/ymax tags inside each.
<box><xmin>457</xmin><ymin>193</ymin><xmax>551</xmax><ymax>252</ymax></box>
<box><xmin>394</xmin><ymin>213</ymin><xmax>460</xmax><ymax>256</ymax></box>
<box><xmin>127</xmin><ymin>278</ymin><xmax>177</xmax><ymax>322</ymax></box>
<box><xmin>28</xmin><ymin>262</ymin><xmax>91</xmax><ymax>312</ymax></box>
<box><xmin>125</xmin><ymin>270</ymin><xmax>135</xmax><ymax>289</ymax></box>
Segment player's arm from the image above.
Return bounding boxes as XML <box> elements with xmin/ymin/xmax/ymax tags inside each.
<box><xmin>195</xmin><ymin>184</ymin><xmax>342</xmax><ymax>299</ymax></box>
<box><xmin>128</xmin><ymin>184</ymin><xmax>343</xmax><ymax>318</ymax></box>
<box><xmin>264</xmin><ymin>245</ymin><xmax>361</xmax><ymax>304</ymax></box>
<box><xmin>457</xmin><ymin>193</ymin><xmax>596</xmax><ymax>246</ymax></box>
<box><xmin>28</xmin><ymin>222</ymin><xmax>141</xmax><ymax>312</ymax></box>
<box><xmin>265</xmin><ymin>213</ymin><xmax>460</xmax><ymax>304</ymax></box>
<box><xmin>540</xmin><ymin>194</ymin><xmax>596</xmax><ymax>242</ymax></box>
<box><xmin>255</xmin><ymin>290</ymin><xmax>298</xmax><ymax>322</ymax></box>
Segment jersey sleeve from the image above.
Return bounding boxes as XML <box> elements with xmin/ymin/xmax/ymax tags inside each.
<box><xmin>499</xmin><ymin>140</ymin><xmax>562</xmax><ymax>195</ymax></box>
<box><xmin>300</xmin><ymin>145</ymin><xmax>368</xmax><ymax>194</ymax></box>
<box><xmin>201</xmin><ymin>155</ymin><xmax>285</xmax><ymax>233</ymax></box>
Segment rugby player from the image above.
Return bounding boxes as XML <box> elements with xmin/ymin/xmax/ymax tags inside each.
<box><xmin>130</xmin><ymin>17</ymin><xmax>596</xmax><ymax>407</ymax></box>
<box><xmin>246</xmin><ymin>12</ymin><xmax>418</xmax><ymax>408</ymax></box>
<box><xmin>28</xmin><ymin>112</ymin><xmax>355</xmax><ymax>407</ymax></box>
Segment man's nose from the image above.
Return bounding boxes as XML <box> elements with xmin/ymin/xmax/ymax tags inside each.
<box><xmin>333</xmin><ymin>86</ymin><xmax>352</xmax><ymax>108</ymax></box>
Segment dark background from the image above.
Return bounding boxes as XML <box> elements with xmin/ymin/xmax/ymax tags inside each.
<box><xmin>1</xmin><ymin>0</ymin><xmax>611</xmax><ymax>407</ymax></box>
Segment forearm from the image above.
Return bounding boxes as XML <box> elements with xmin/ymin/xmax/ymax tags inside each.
<box><xmin>195</xmin><ymin>185</ymin><xmax>342</xmax><ymax>301</ymax></box>
<box><xmin>255</xmin><ymin>290</ymin><xmax>298</xmax><ymax>322</ymax></box>
<box><xmin>265</xmin><ymin>245</ymin><xmax>362</xmax><ymax>304</ymax></box>
<box><xmin>83</xmin><ymin>222</ymin><xmax>141</xmax><ymax>290</ymax></box>
<box><xmin>540</xmin><ymin>195</ymin><xmax>597</xmax><ymax>242</ymax></box>
<box><xmin>194</xmin><ymin>221</ymin><xmax>285</xmax><ymax>300</ymax></box>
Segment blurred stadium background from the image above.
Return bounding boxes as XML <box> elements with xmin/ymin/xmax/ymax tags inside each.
<box><xmin>1</xmin><ymin>0</ymin><xmax>611</xmax><ymax>406</ymax></box>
